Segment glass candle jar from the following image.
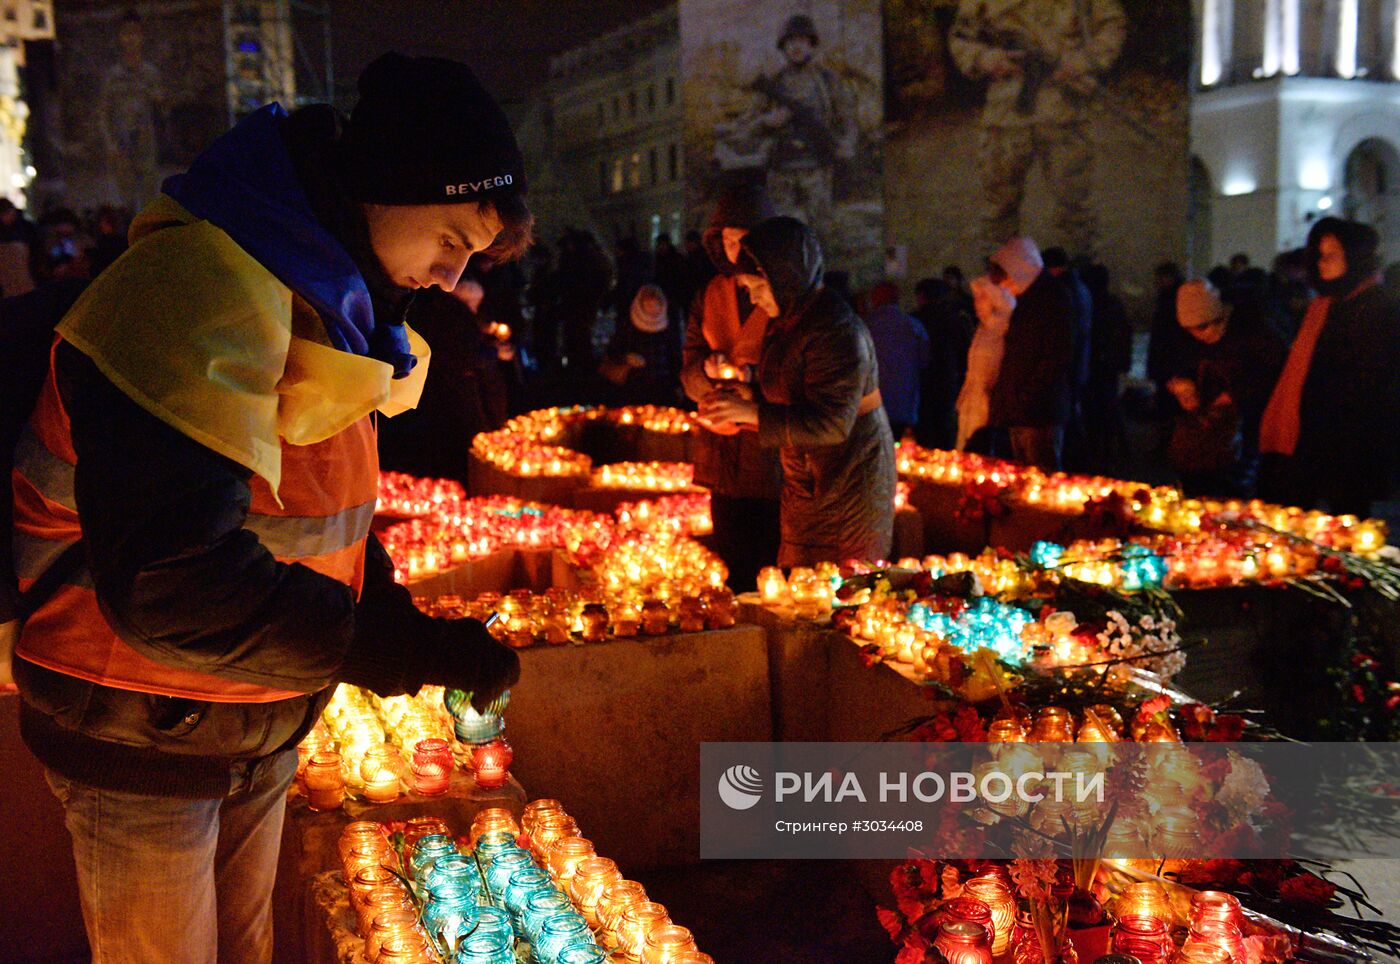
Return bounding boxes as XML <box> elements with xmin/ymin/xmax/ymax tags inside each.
<box><xmin>537</xmin><ymin>915</ymin><xmax>596</xmax><ymax>962</ymax></box>
<box><xmin>364</xmin><ymin>907</ymin><xmax>421</xmax><ymax>961</ymax></box>
<box><xmin>1188</xmin><ymin>891</ymin><xmax>1243</xmax><ymax>929</ymax></box>
<box><xmin>934</xmin><ymin>920</ymin><xmax>995</xmax><ymax>964</ymax></box>
<box><xmin>641</xmin><ymin>924</ymin><xmax>700</xmax><ymax>963</ymax></box>
<box><xmin>1186</xmin><ymin>920</ymin><xmax>1245</xmax><ymax>963</ymax></box>
<box><xmin>1175</xmin><ymin>943</ymin><xmax>1232</xmax><ymax>964</ymax></box>
<box><xmin>375</xmin><ymin>932</ymin><xmax>439</xmax><ymax>963</ymax></box>
<box><xmin>302</xmin><ymin>750</ymin><xmax>345</xmax><ymax>812</ymax></box>
<box><xmin>598</xmin><ymin>879</ymin><xmax>649</xmax><ymax>948</ymax></box>
<box><xmin>337</xmin><ymin>821</ymin><xmax>387</xmax><ymax>868</ymax></box>
<box><xmin>468</xmin><ymin>905</ymin><xmax>514</xmax><ymax>949</ymax></box>
<box><xmin>453</xmin><ymin>934</ymin><xmax>514</xmax><ymax>964</ymax></box>
<box><xmin>410</xmin><ymin>738</ymin><xmax>453</xmax><ymax>796</ymax></box>
<box><xmin>757</xmin><ymin>567</ymin><xmax>789</xmax><ymax>607</ymax></box>
<box><xmin>616</xmin><ymin>902</ymin><xmax>672</xmax><ymax>962</ymax></box>
<box><xmin>1114</xmin><ymin>882</ymin><xmax>1175</xmax><ymax>926</ymax></box>
<box><xmin>420</xmin><ymin>881</ymin><xmax>479</xmax><ymax>949</ymax></box>
<box><xmin>425</xmin><ymin>853</ymin><xmax>479</xmax><ymax>896</ymax></box>
<box><xmin>962</xmin><ymin>875</ymin><xmax>1016</xmax><ymax>955</ymax></box>
<box><xmin>938</xmin><ymin>896</ymin><xmax>993</xmax><ymax>944</ymax></box>
<box><xmin>504</xmin><ymin>867</ymin><xmax>553</xmax><ymax>933</ymax></box>
<box><xmin>407</xmin><ymin>834</ymin><xmax>457</xmax><ymax>885</ymax></box>
<box><xmin>521</xmin><ymin>798</ymin><xmax>566</xmax><ymax>839</ymax></box>
<box><xmin>641</xmin><ymin>599</ymin><xmax>670</xmax><ymax>636</ymax></box>
<box><xmin>356</xmin><ymin>887</ymin><xmax>414</xmax><ymax>938</ymax></box>
<box><xmin>702</xmin><ymin>587</ymin><xmax>736</xmax><ymax>628</ymax></box>
<box><xmin>359</xmin><ymin>744</ymin><xmax>404</xmax><ymax>804</ymax></box>
<box><xmin>568</xmin><ymin>856</ymin><xmax>623</xmax><ymax>927</ymax></box>
<box><xmin>401</xmin><ymin>817</ymin><xmax>450</xmax><ymax>867</ymax></box>
<box><xmin>469</xmin><ymin>809</ymin><xmax>520</xmax><ymax>848</ymax></box>
<box><xmin>580</xmin><ymin>603</ymin><xmax>610</xmax><ymax>642</ymax></box>
<box><xmin>557</xmin><ymin>947</ymin><xmax>611</xmax><ymax>964</ymax></box>
<box><xmin>1111</xmin><ymin>914</ymin><xmax>1172</xmax><ymax>964</ymax></box>
<box><xmin>546</xmin><ymin>836</ymin><xmax>597</xmax><ymax>887</ymax></box>
<box><xmin>522</xmin><ymin>890</ymin><xmax>574</xmax><ymax>944</ymax></box>
<box><xmin>529</xmin><ymin>811</ymin><xmax>581</xmax><ymax>861</ymax></box>
<box><xmin>473</xmin><ymin>739</ymin><xmax>512</xmax><ymax>790</ymax></box>
<box><xmin>677</xmin><ymin>595</ymin><xmax>706</xmax><ymax>632</ymax></box>
<box><xmin>473</xmin><ymin>831</ymin><xmax>521</xmax><ymax>867</ymax></box>
<box><xmin>342</xmin><ymin>838</ymin><xmax>397</xmax><ymax>881</ymax></box>
<box><xmin>348</xmin><ymin>865</ymin><xmax>400</xmax><ymax>916</ymax></box>
<box><xmin>485</xmin><ymin>849</ymin><xmax>536</xmax><ymax>900</ymax></box>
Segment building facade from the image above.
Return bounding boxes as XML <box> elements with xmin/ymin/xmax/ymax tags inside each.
<box><xmin>1191</xmin><ymin>0</ymin><xmax>1400</xmax><ymax>269</ymax></box>
<box><xmin>545</xmin><ymin>6</ymin><xmax>684</xmax><ymax>248</ymax></box>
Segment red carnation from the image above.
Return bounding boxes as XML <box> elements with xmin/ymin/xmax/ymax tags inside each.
<box><xmin>952</xmin><ymin>704</ymin><xmax>988</xmax><ymax>742</ymax></box>
<box><xmin>1175</xmin><ymin>858</ymin><xmax>1246</xmax><ymax>887</ymax></box>
<box><xmin>1353</xmin><ymin>684</ymin><xmax>1367</xmax><ymax>704</ymax></box>
<box><xmin>1208</xmin><ymin>714</ymin><xmax>1246</xmax><ymax>742</ymax></box>
<box><xmin>1386</xmin><ymin>694</ymin><xmax>1400</xmax><ymax>713</ymax></box>
<box><xmin>1279</xmin><ymin>873</ymin><xmax>1337</xmax><ymax>907</ymax></box>
<box><xmin>1180</xmin><ymin>702</ymin><xmax>1215</xmax><ymax>741</ymax></box>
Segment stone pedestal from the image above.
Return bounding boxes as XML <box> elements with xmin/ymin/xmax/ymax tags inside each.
<box><xmin>507</xmin><ymin>624</ymin><xmax>771</xmax><ymax>871</ymax></box>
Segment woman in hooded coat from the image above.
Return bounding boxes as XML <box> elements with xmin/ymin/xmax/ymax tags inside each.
<box><xmin>1259</xmin><ymin>217</ymin><xmax>1400</xmax><ymax>516</ymax></box>
<box><xmin>700</xmin><ymin>216</ymin><xmax>895</xmax><ymax>565</ymax></box>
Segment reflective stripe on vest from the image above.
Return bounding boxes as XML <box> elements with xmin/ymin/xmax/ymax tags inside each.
<box><xmin>12</xmin><ymin>343</ymin><xmax>378</xmax><ymax>703</ymax></box>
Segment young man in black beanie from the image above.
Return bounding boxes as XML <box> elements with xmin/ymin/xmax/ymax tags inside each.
<box><xmin>7</xmin><ymin>53</ymin><xmax>529</xmax><ymax>963</ymax></box>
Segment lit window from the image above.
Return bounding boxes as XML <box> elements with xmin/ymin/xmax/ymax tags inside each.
<box><xmin>612</xmin><ymin>158</ymin><xmax>625</xmax><ymax>194</ymax></box>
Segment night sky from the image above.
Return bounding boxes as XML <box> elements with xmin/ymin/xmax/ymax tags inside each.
<box><xmin>330</xmin><ymin>0</ymin><xmax>673</xmax><ymax>102</ymax></box>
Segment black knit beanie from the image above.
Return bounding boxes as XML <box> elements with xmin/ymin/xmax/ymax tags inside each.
<box><xmin>341</xmin><ymin>52</ymin><xmax>527</xmax><ymax>205</ymax></box>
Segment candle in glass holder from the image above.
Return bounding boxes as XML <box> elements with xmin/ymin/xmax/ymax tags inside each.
<box><xmin>935</xmin><ymin>920</ymin><xmax>994</xmax><ymax>964</ymax></box>
<box><xmin>616</xmin><ymin>902</ymin><xmax>672</xmax><ymax>962</ymax></box>
<box><xmin>1188</xmin><ymin>890</ymin><xmax>1243</xmax><ymax>928</ymax></box>
<box><xmin>338</xmin><ymin>821</ymin><xmax>388</xmax><ymax>869</ymax></box>
<box><xmin>599</xmin><ymin>879</ymin><xmax>649</xmax><ymax>948</ymax></box>
<box><xmin>611</xmin><ymin>599</ymin><xmax>642</xmax><ymax>637</ymax></box>
<box><xmin>641</xmin><ymin>924</ymin><xmax>700</xmax><ymax>963</ymax></box>
<box><xmin>359</xmin><ymin>745</ymin><xmax>403</xmax><ymax>804</ymax></box>
<box><xmin>469</xmin><ymin>808</ymin><xmax>520</xmax><ymax>847</ymax></box>
<box><xmin>1111</xmin><ymin>914</ymin><xmax>1171</xmax><ymax>964</ymax></box>
<box><xmin>521</xmin><ymin>798</ymin><xmax>565</xmax><ymax>839</ymax></box>
<box><xmin>348</xmin><ymin>864</ymin><xmax>400</xmax><ymax>916</ymax></box>
<box><xmin>641</xmin><ymin>599</ymin><xmax>670</xmax><ymax>636</ymax></box>
<box><xmin>937</xmin><ymin>897</ymin><xmax>993</xmax><ymax>944</ymax></box>
<box><xmin>546</xmin><ymin>835</ymin><xmax>596</xmax><ymax>887</ymax></box>
<box><xmin>376</xmin><ymin>933</ymin><xmax>439</xmax><ymax>963</ymax></box>
<box><xmin>757</xmin><ymin>567</ymin><xmax>789</xmax><ymax>607</ymax></box>
<box><xmin>1113</xmin><ymin>882</ymin><xmax>1174</xmax><ymax>925</ymax></box>
<box><xmin>364</xmin><ymin>907</ymin><xmax>421</xmax><ymax>961</ymax></box>
<box><xmin>581</xmin><ymin>602</ymin><xmax>610</xmax><ymax>642</ymax></box>
<box><xmin>401</xmin><ymin>816</ymin><xmax>450</xmax><ymax>870</ymax></box>
<box><xmin>702</xmin><ymin>587</ymin><xmax>736</xmax><ymax>628</ymax></box>
<box><xmin>472</xmin><ymin>738</ymin><xmax>512</xmax><ymax>790</ymax></box>
<box><xmin>1186</xmin><ymin>919</ymin><xmax>1245</xmax><ymax>963</ymax></box>
<box><xmin>356</xmin><ymin>885</ymin><xmax>413</xmax><ymax>938</ymax></box>
<box><xmin>410</xmin><ymin>737</ymin><xmax>453</xmax><ymax>796</ymax></box>
<box><xmin>962</xmin><ymin>874</ymin><xmax>1016</xmax><ymax>955</ymax></box>
<box><xmin>677</xmin><ymin>595</ymin><xmax>706</xmax><ymax>632</ymax></box>
<box><xmin>569</xmin><ymin>856</ymin><xmax>623</xmax><ymax>927</ymax></box>
<box><xmin>1176</xmin><ymin>942</ymin><xmax>1232</xmax><ymax>964</ymax></box>
<box><xmin>529</xmin><ymin>811</ymin><xmax>581</xmax><ymax>861</ymax></box>
<box><xmin>303</xmin><ymin>750</ymin><xmax>345</xmax><ymax>812</ymax></box>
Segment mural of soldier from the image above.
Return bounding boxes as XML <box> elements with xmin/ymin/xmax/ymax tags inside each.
<box><xmin>948</xmin><ymin>0</ymin><xmax>1126</xmax><ymax>255</ymax></box>
<box><xmin>99</xmin><ymin>10</ymin><xmax>165</xmax><ymax>212</ymax></box>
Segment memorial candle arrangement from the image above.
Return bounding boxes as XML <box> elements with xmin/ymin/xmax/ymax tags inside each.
<box><xmin>336</xmin><ymin>804</ymin><xmax>708</xmax><ymax>963</ymax></box>
<box><xmin>376</xmin><ymin>472</ymin><xmax>466</xmax><ymax>518</ymax></box>
<box><xmin>591</xmin><ymin>461</ymin><xmax>694</xmax><ymax>492</ymax></box>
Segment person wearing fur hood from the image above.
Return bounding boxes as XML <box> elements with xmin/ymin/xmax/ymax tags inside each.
<box><xmin>700</xmin><ymin>216</ymin><xmax>895</xmax><ymax>565</ymax></box>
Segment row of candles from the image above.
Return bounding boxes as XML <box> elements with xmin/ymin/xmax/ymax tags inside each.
<box><xmin>416</xmin><ymin>585</ymin><xmax>739</xmax><ymax>646</ymax></box>
<box><xmin>338</xmin><ymin>805</ymin><xmax>711</xmax><ymax>963</ymax></box>
<box><xmin>928</xmin><ymin>868</ymin><xmax>1250</xmax><ymax>964</ymax></box>
<box><xmin>894</xmin><ymin>439</ymin><xmax>1388</xmax><ymax>549</ymax></box>
<box><xmin>471</xmin><ymin>406</ymin><xmax>693</xmax><ymax>479</ymax></box>
<box><xmin>591</xmin><ymin>461</ymin><xmax>694</xmax><ymax>492</ymax></box>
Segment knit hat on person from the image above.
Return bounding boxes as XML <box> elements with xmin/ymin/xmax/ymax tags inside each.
<box><xmin>1175</xmin><ymin>279</ymin><xmax>1227</xmax><ymax>329</ymax></box>
<box><xmin>630</xmin><ymin>284</ymin><xmax>669</xmax><ymax>333</ymax></box>
<box><xmin>340</xmin><ymin>52</ymin><xmax>527</xmax><ymax>205</ymax></box>
<box><xmin>988</xmin><ymin>236</ymin><xmax>1043</xmax><ymax>294</ymax></box>
<box><xmin>703</xmin><ymin>181</ymin><xmax>777</xmax><ymax>273</ymax></box>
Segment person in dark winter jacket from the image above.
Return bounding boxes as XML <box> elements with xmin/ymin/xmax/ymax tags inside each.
<box><xmin>1166</xmin><ymin>280</ymin><xmax>1285</xmax><ymax>496</ymax></box>
<box><xmin>1147</xmin><ymin>261</ymin><xmax>1189</xmax><ymax>412</ymax></box>
<box><xmin>911</xmin><ymin>277</ymin><xmax>974</xmax><ymax>450</ymax></box>
<box><xmin>601</xmin><ymin>284</ymin><xmax>681</xmax><ymax>406</ymax></box>
<box><xmin>861</xmin><ymin>281</ymin><xmax>929</xmax><ymax>437</ymax></box>
<box><xmin>1081</xmin><ymin>262</ymin><xmax>1132</xmax><ymax>470</ymax></box>
<box><xmin>986</xmin><ymin>236</ymin><xmax>1075</xmax><ymax>469</ymax></box>
<box><xmin>7</xmin><ymin>53</ymin><xmax>528</xmax><ymax>963</ymax></box>
<box><xmin>1260</xmin><ymin>217</ymin><xmax>1400</xmax><ymax>516</ymax></box>
<box><xmin>681</xmin><ymin>182</ymin><xmax>782</xmax><ymax>589</ymax></box>
<box><xmin>1043</xmin><ymin>246</ymin><xmax>1092</xmax><ymax>467</ymax></box>
<box><xmin>700</xmin><ymin>216</ymin><xmax>895</xmax><ymax>565</ymax></box>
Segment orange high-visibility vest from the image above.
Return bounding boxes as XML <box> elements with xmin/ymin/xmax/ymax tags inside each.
<box><xmin>11</xmin><ymin>340</ymin><xmax>378</xmax><ymax>703</ymax></box>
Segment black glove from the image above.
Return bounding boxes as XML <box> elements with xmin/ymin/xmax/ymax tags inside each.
<box><xmin>419</xmin><ymin>617</ymin><xmax>521</xmax><ymax>712</ymax></box>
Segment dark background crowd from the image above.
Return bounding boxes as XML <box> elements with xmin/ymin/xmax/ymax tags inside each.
<box><xmin>7</xmin><ymin>192</ymin><xmax>1397</xmax><ymax>524</ymax></box>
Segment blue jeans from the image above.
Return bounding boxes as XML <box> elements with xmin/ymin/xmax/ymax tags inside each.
<box><xmin>44</xmin><ymin>750</ymin><xmax>296</xmax><ymax>964</ymax></box>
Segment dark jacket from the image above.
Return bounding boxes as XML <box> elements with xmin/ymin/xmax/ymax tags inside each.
<box><xmin>743</xmin><ymin>218</ymin><xmax>895</xmax><ymax>564</ymax></box>
<box><xmin>680</xmin><ymin>276</ymin><xmax>782</xmax><ymax>499</ymax></box>
<box><xmin>1174</xmin><ymin>313</ymin><xmax>1286</xmax><ymax>447</ymax></box>
<box><xmin>1295</xmin><ymin>284</ymin><xmax>1400</xmax><ymax>499</ymax></box>
<box><xmin>989</xmin><ymin>271</ymin><xmax>1075</xmax><ymax>428</ymax></box>
<box><xmin>603</xmin><ymin>321</ymin><xmax>681</xmax><ymax>407</ymax></box>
